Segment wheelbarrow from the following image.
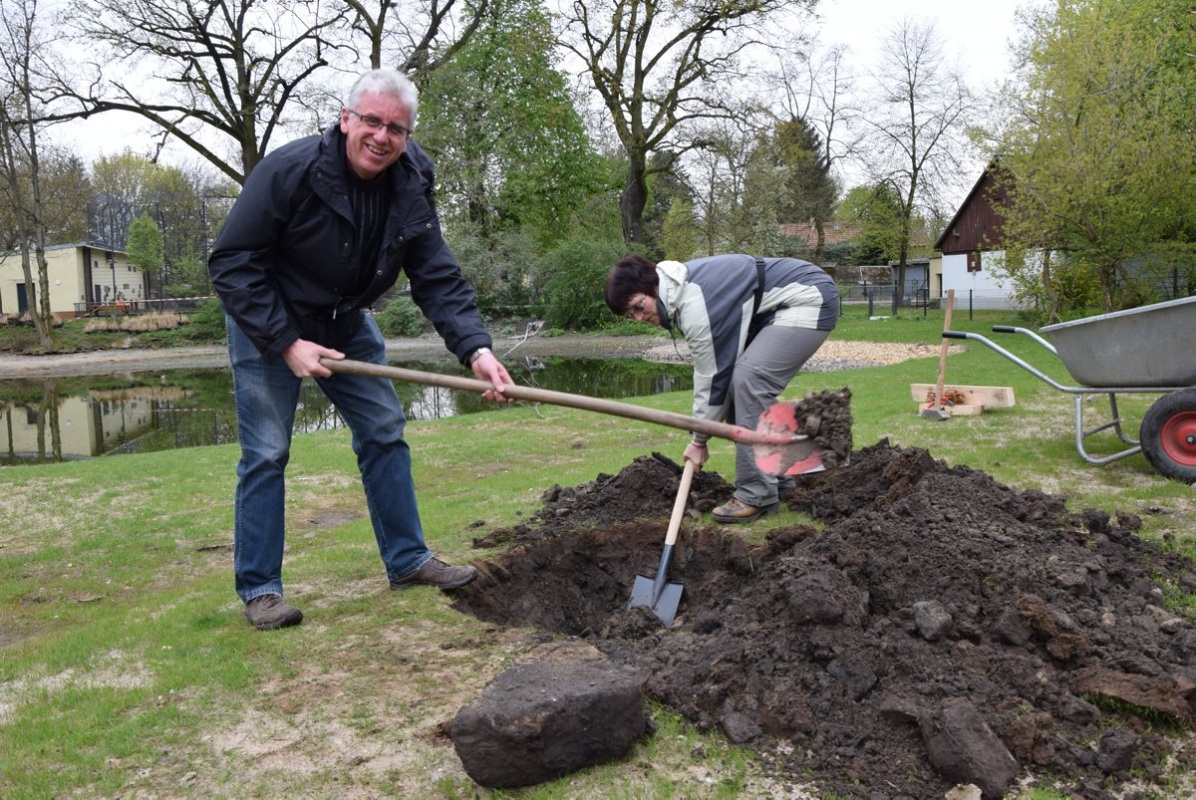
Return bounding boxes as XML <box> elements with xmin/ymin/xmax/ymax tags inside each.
<box><xmin>943</xmin><ymin>295</ymin><xmax>1196</xmax><ymax>482</ymax></box>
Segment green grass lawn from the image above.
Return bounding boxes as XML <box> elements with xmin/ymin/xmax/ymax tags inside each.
<box><xmin>2</xmin><ymin>306</ymin><xmax>1193</xmax><ymax>798</ymax></box>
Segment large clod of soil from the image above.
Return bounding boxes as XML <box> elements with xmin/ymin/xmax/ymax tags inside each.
<box><xmin>454</xmin><ymin>441</ymin><xmax>1196</xmax><ymax>798</ymax></box>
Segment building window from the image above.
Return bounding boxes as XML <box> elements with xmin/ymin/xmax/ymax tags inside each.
<box><xmin>967</xmin><ymin>251</ymin><xmax>981</xmax><ymax>273</ymax></box>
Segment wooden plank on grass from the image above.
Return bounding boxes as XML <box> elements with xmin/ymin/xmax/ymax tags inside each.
<box><xmin>946</xmin><ymin>404</ymin><xmax>984</xmax><ymax>416</ymax></box>
<box><xmin>910</xmin><ymin>384</ymin><xmax>1016</xmax><ymax>408</ymax></box>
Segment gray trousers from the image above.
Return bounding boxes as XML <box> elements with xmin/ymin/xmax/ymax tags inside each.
<box><xmin>730</xmin><ymin>324</ymin><xmax>830</xmax><ymax>506</ymax></box>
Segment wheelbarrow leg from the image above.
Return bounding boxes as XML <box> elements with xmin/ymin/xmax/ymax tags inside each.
<box><xmin>1073</xmin><ymin>393</ymin><xmax>1142</xmax><ymax>466</ymax></box>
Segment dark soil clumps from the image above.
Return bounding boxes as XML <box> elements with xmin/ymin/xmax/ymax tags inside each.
<box><xmin>471</xmin><ymin>452</ymin><xmax>733</xmax><ymax>551</ymax></box>
<box><xmin>453</xmin><ymin>441</ymin><xmax>1196</xmax><ymax>798</ymax></box>
<box><xmin>787</xmin><ymin>386</ymin><xmax>854</xmax><ymax>469</ymax></box>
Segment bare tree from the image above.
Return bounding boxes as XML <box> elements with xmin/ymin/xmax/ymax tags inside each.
<box><xmin>687</xmin><ymin>114</ymin><xmax>780</xmax><ymax>256</ymax></box>
<box><xmin>51</xmin><ymin>1</ymin><xmax>495</xmax><ymax>184</ymax></box>
<box><xmin>0</xmin><ymin>0</ymin><xmax>55</xmax><ymax>344</ymax></box>
<box><xmin>55</xmin><ymin>0</ymin><xmax>349</xmax><ymax>185</ymax></box>
<box><xmin>858</xmin><ymin>18</ymin><xmax>973</xmax><ymax>298</ymax></box>
<box><xmin>557</xmin><ymin>0</ymin><xmax>816</xmax><ymax>247</ymax></box>
<box><xmin>767</xmin><ymin>44</ymin><xmax>861</xmax><ymax>254</ymax></box>
<box><xmin>773</xmin><ymin>45</ymin><xmax>859</xmax><ymax>176</ymax></box>
<box><xmin>341</xmin><ymin>0</ymin><xmax>488</xmax><ymax>76</ymax></box>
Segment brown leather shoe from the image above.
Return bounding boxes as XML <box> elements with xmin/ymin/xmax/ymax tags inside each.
<box><xmin>712</xmin><ymin>497</ymin><xmax>779</xmax><ymax>524</ymax></box>
<box><xmin>244</xmin><ymin>594</ymin><xmax>303</xmax><ymax>630</ymax></box>
<box><xmin>390</xmin><ymin>557</ymin><xmax>478</xmax><ymax>590</ymax></box>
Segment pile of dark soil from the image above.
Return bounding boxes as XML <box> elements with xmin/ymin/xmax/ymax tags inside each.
<box><xmin>454</xmin><ymin>441</ymin><xmax>1196</xmax><ymax>798</ymax></box>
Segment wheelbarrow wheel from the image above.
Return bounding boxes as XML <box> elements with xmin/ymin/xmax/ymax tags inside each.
<box><xmin>1140</xmin><ymin>389</ymin><xmax>1196</xmax><ymax>482</ymax></box>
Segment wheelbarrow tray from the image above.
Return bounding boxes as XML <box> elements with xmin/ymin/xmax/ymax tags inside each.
<box><xmin>1039</xmin><ymin>296</ymin><xmax>1196</xmax><ymax>388</ymax></box>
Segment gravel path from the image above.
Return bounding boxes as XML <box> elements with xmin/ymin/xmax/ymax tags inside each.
<box><xmin>641</xmin><ymin>337</ymin><xmax>952</xmax><ymax>371</ymax></box>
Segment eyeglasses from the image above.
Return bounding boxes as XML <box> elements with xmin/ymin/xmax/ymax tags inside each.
<box><xmin>348</xmin><ymin>109</ymin><xmax>412</xmax><ymax>140</ymax></box>
<box><xmin>627</xmin><ymin>296</ymin><xmax>649</xmax><ymax>318</ymax></box>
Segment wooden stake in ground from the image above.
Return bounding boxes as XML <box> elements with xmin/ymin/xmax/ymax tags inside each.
<box><xmin>922</xmin><ymin>289</ymin><xmax>955</xmax><ymax>420</ymax></box>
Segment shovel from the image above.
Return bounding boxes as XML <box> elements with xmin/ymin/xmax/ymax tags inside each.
<box><xmin>628</xmin><ymin>458</ymin><xmax>695</xmax><ymax>627</ymax></box>
<box><xmin>320</xmin><ymin>359</ymin><xmax>822</xmax><ymax>475</ymax></box>
<box><xmin>922</xmin><ymin>289</ymin><xmax>956</xmax><ymax>420</ymax></box>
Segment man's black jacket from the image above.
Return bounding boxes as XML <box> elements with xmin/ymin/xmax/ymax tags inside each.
<box><xmin>209</xmin><ymin>125</ymin><xmax>491</xmax><ymax>365</ymax></box>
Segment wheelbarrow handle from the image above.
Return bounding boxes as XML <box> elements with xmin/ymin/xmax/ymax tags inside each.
<box><xmin>319</xmin><ymin>358</ymin><xmax>805</xmax><ymax>447</ymax></box>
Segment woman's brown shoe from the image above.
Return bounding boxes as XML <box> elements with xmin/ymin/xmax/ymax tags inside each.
<box><xmin>711</xmin><ymin>497</ymin><xmax>779</xmax><ymax>524</ymax></box>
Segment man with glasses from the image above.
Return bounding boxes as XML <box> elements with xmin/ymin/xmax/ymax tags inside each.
<box><xmin>210</xmin><ymin>69</ymin><xmax>513</xmax><ymax>631</ymax></box>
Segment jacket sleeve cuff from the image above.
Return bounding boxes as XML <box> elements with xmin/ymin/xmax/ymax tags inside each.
<box><xmin>261</xmin><ymin>332</ymin><xmax>301</xmax><ymax>363</ymax></box>
<box><xmin>457</xmin><ymin>337</ymin><xmax>493</xmax><ymax>366</ymax></box>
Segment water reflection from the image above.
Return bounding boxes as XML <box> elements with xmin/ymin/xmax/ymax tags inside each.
<box><xmin>0</xmin><ymin>356</ymin><xmax>691</xmax><ymax>465</ymax></box>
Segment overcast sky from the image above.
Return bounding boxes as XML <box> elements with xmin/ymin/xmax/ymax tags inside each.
<box><xmin>815</xmin><ymin>0</ymin><xmax>1025</xmax><ymax>92</ymax></box>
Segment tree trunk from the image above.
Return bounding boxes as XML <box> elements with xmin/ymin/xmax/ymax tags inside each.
<box><xmin>620</xmin><ymin>157</ymin><xmax>648</xmax><ymax>247</ymax></box>
<box><xmin>36</xmin><ymin>245</ymin><xmax>52</xmax><ymax>327</ymax></box>
<box><xmin>1100</xmin><ymin>261</ymin><xmax>1115</xmax><ymax>312</ymax></box>
<box><xmin>0</xmin><ymin>118</ymin><xmax>51</xmax><ymax>344</ymax></box>
<box><xmin>1041</xmin><ymin>249</ymin><xmax>1061</xmax><ymax>324</ymax></box>
<box><xmin>27</xmin><ymin>137</ymin><xmax>56</xmax><ymax>347</ymax></box>
<box><xmin>894</xmin><ymin>209</ymin><xmax>912</xmax><ymax>311</ymax></box>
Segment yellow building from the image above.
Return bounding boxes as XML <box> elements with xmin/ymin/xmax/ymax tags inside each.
<box><xmin>0</xmin><ymin>242</ymin><xmax>147</xmax><ymax>319</ymax></box>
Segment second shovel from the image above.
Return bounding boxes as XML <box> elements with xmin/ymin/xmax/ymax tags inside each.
<box><xmin>628</xmin><ymin>458</ymin><xmax>696</xmax><ymax>627</ymax></box>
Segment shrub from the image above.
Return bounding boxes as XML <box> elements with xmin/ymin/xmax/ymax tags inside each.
<box><xmin>181</xmin><ymin>299</ymin><xmax>228</xmax><ymax>342</ymax></box>
<box><xmin>375</xmin><ymin>295</ymin><xmax>426</xmax><ymax>337</ymax></box>
<box><xmin>536</xmin><ymin>237</ymin><xmax>626</xmax><ymax>331</ymax></box>
<box><xmin>449</xmin><ymin>227</ymin><xmax>540</xmax><ymax>317</ymax></box>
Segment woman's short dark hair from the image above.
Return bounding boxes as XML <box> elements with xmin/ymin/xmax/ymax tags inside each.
<box><xmin>605</xmin><ymin>255</ymin><xmax>661</xmax><ymax>314</ymax></box>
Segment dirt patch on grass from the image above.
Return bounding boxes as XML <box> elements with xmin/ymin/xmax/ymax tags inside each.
<box><xmin>452</xmin><ymin>442</ymin><xmax>1196</xmax><ymax>798</ymax></box>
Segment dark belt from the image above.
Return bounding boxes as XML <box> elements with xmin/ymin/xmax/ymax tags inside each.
<box><xmin>753</xmin><ymin>257</ymin><xmax>766</xmax><ymax>316</ymax></box>
<box><xmin>747</xmin><ymin>257</ymin><xmax>768</xmax><ymax>346</ymax></box>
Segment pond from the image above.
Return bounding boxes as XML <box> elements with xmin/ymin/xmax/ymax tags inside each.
<box><xmin>0</xmin><ymin>355</ymin><xmax>693</xmax><ymax>466</ymax></box>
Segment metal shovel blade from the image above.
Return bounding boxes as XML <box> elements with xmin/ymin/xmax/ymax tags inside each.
<box><xmin>629</xmin><ymin>572</ymin><xmax>684</xmax><ymax>628</ymax></box>
<box><xmin>920</xmin><ymin>405</ymin><xmax>951</xmax><ymax>420</ymax></box>
<box><xmin>753</xmin><ymin>402</ymin><xmax>827</xmax><ymax>476</ymax></box>
<box><xmin>627</xmin><ymin>461</ymin><xmax>694</xmax><ymax>628</ymax></box>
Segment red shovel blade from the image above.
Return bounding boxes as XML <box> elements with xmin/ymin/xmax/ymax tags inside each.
<box><xmin>753</xmin><ymin>402</ymin><xmax>826</xmax><ymax>476</ymax></box>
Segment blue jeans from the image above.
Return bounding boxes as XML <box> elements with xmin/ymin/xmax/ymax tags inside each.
<box><xmin>227</xmin><ymin>315</ymin><xmax>432</xmax><ymax>602</ymax></box>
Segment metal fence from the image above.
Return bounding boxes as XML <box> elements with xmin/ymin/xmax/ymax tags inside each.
<box><xmin>73</xmin><ymin>296</ymin><xmax>215</xmax><ymax>317</ymax></box>
<box><xmin>838</xmin><ymin>284</ymin><xmax>1021</xmax><ymax>317</ymax></box>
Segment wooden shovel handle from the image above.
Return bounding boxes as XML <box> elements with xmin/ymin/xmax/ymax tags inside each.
<box><xmin>933</xmin><ymin>290</ymin><xmax>956</xmax><ymax>409</ymax></box>
<box><xmin>320</xmin><ymin>358</ymin><xmax>801</xmax><ymax>447</ymax></box>
<box><xmin>664</xmin><ymin>459</ymin><xmax>696</xmax><ymax>547</ymax></box>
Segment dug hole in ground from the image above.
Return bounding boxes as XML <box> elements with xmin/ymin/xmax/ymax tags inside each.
<box><xmin>451</xmin><ymin>410</ymin><xmax>1196</xmax><ymax>798</ymax></box>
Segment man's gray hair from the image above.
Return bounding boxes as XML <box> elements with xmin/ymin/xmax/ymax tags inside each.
<box><xmin>347</xmin><ymin>69</ymin><xmax>420</xmax><ymax>127</ymax></box>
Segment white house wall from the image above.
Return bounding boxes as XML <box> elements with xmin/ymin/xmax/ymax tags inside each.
<box><xmin>941</xmin><ymin>251</ymin><xmax>1023</xmax><ymax>310</ymax></box>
